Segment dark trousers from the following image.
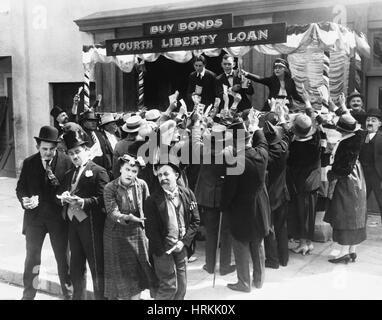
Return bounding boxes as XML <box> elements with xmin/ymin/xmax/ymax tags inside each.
<box><xmin>232</xmin><ymin>235</ymin><xmax>265</xmax><ymax>291</ymax></box>
<box><xmin>364</xmin><ymin>167</ymin><xmax>382</xmax><ymax>219</ymax></box>
<box><xmin>264</xmin><ymin>204</ymin><xmax>289</xmax><ymax>266</ymax></box>
<box><xmin>289</xmin><ymin>191</ymin><xmax>318</xmax><ymax>240</ymax></box>
<box><xmin>23</xmin><ymin>220</ymin><xmax>71</xmax><ymax>300</ymax></box>
<box><xmin>68</xmin><ymin>216</ymin><xmax>105</xmax><ymax>300</ymax></box>
<box><xmin>203</xmin><ymin>207</ymin><xmax>232</xmax><ymax>272</ymax></box>
<box><xmin>152</xmin><ymin>247</ymin><xmax>187</xmax><ymax>300</ymax></box>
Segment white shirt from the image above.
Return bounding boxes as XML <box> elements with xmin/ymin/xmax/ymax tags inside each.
<box><xmin>197</xmin><ymin>68</ymin><xmax>206</xmax><ymax>79</ymax></box>
<box><xmin>104</xmin><ymin>130</ymin><xmax>118</xmax><ymax>150</ymax></box>
<box><xmin>366</xmin><ymin>132</ymin><xmax>376</xmax><ymax>143</ymax></box>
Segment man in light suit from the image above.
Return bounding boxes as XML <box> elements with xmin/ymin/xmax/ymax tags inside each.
<box><xmin>59</xmin><ymin>129</ymin><xmax>109</xmax><ymax>299</ymax></box>
<box><xmin>359</xmin><ymin>108</ymin><xmax>382</xmax><ymax>219</ymax></box>
<box><xmin>187</xmin><ymin>55</ymin><xmax>218</xmax><ymax>110</ymax></box>
<box><xmin>216</xmin><ymin>54</ymin><xmax>254</xmax><ymax>112</ymax></box>
<box><xmin>16</xmin><ymin>126</ymin><xmax>73</xmax><ymax>300</ymax></box>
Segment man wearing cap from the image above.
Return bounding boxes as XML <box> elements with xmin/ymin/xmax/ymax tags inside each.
<box><xmin>346</xmin><ymin>91</ymin><xmax>367</xmax><ymax>127</ymax></box>
<box><xmin>16</xmin><ymin>126</ymin><xmax>73</xmax><ymax>300</ymax></box>
<box><xmin>360</xmin><ymin>108</ymin><xmax>382</xmax><ymax>219</ymax></box>
<box><xmin>59</xmin><ymin>130</ymin><xmax>110</xmax><ymax>300</ymax></box>
<box><xmin>187</xmin><ymin>55</ymin><xmax>218</xmax><ymax>111</ymax></box>
<box><xmin>144</xmin><ymin>162</ymin><xmax>200</xmax><ymax>300</ymax></box>
<box><xmin>50</xmin><ymin>106</ymin><xmax>69</xmax><ymax>135</ymax></box>
<box><xmin>113</xmin><ymin>115</ymin><xmax>144</xmax><ymax>178</ymax></box>
<box><xmin>79</xmin><ymin>110</ymin><xmax>113</xmax><ymax>179</ymax></box>
<box><xmin>216</xmin><ymin>54</ymin><xmax>254</xmax><ymax>112</ymax></box>
<box><xmin>99</xmin><ymin>113</ymin><xmax>120</xmax><ymax>151</ymax></box>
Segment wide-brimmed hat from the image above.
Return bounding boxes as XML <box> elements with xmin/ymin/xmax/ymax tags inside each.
<box><xmin>336</xmin><ymin>113</ymin><xmax>360</xmax><ymax>133</ymax></box>
<box><xmin>50</xmin><ymin>106</ymin><xmax>66</xmax><ymax>120</ymax></box>
<box><xmin>366</xmin><ymin>108</ymin><xmax>382</xmax><ymax>120</ymax></box>
<box><xmin>122</xmin><ymin>115</ymin><xmax>144</xmax><ymax>133</ymax></box>
<box><xmin>34</xmin><ymin>126</ymin><xmax>59</xmax><ymax>143</ymax></box>
<box><xmin>263</xmin><ymin>121</ymin><xmax>283</xmax><ymax>145</ymax></box>
<box><xmin>145</xmin><ymin>109</ymin><xmax>161</xmax><ymax>122</ymax></box>
<box><xmin>63</xmin><ymin>129</ymin><xmax>87</xmax><ymax>150</ymax></box>
<box><xmin>79</xmin><ymin>110</ymin><xmax>98</xmax><ymax>123</ymax></box>
<box><xmin>292</xmin><ymin>114</ymin><xmax>316</xmax><ymax>138</ymax></box>
<box><xmin>99</xmin><ymin>113</ymin><xmax>116</xmax><ymax>126</ymax></box>
<box><xmin>347</xmin><ymin>90</ymin><xmax>364</xmax><ymax>104</ymax></box>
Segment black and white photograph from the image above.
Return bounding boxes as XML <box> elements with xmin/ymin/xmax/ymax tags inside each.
<box><xmin>0</xmin><ymin>0</ymin><xmax>381</xmax><ymax>307</ymax></box>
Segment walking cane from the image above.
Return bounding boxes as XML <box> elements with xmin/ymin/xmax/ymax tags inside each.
<box><xmin>213</xmin><ymin>211</ymin><xmax>223</xmax><ymax>288</ymax></box>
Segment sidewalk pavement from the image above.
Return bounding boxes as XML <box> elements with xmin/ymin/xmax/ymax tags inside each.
<box><xmin>1</xmin><ymin>177</ymin><xmax>382</xmax><ymax>300</ymax></box>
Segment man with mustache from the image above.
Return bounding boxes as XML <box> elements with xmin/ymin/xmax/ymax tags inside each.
<box><xmin>144</xmin><ymin>161</ymin><xmax>200</xmax><ymax>300</ymax></box>
<box><xmin>359</xmin><ymin>108</ymin><xmax>382</xmax><ymax>220</ymax></box>
<box><xmin>346</xmin><ymin>91</ymin><xmax>367</xmax><ymax>128</ymax></box>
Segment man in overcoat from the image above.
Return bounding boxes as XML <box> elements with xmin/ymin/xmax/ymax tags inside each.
<box><xmin>59</xmin><ymin>129</ymin><xmax>109</xmax><ymax>299</ymax></box>
<box><xmin>221</xmin><ymin>126</ymin><xmax>271</xmax><ymax>292</ymax></box>
<box><xmin>16</xmin><ymin>126</ymin><xmax>73</xmax><ymax>300</ymax></box>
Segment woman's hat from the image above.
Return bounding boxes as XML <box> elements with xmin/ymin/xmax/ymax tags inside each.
<box><xmin>50</xmin><ymin>106</ymin><xmax>66</xmax><ymax>120</ymax></box>
<box><xmin>99</xmin><ymin>113</ymin><xmax>116</xmax><ymax>126</ymax></box>
<box><xmin>292</xmin><ymin>114</ymin><xmax>316</xmax><ymax>138</ymax></box>
<box><xmin>145</xmin><ymin>109</ymin><xmax>161</xmax><ymax>122</ymax></box>
<box><xmin>118</xmin><ymin>153</ymin><xmax>146</xmax><ymax>168</ymax></box>
<box><xmin>122</xmin><ymin>115</ymin><xmax>144</xmax><ymax>133</ymax></box>
<box><xmin>273</xmin><ymin>58</ymin><xmax>289</xmax><ymax>70</ymax></box>
<box><xmin>366</xmin><ymin>108</ymin><xmax>382</xmax><ymax>120</ymax></box>
<box><xmin>263</xmin><ymin>121</ymin><xmax>283</xmax><ymax>145</ymax></box>
<box><xmin>34</xmin><ymin>126</ymin><xmax>59</xmax><ymax>143</ymax></box>
<box><xmin>62</xmin><ymin>129</ymin><xmax>88</xmax><ymax>150</ymax></box>
<box><xmin>336</xmin><ymin>113</ymin><xmax>360</xmax><ymax>133</ymax></box>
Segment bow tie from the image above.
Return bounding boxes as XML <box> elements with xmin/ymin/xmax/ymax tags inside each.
<box><xmin>165</xmin><ymin>189</ymin><xmax>179</xmax><ymax>201</ymax></box>
<box><xmin>226</xmin><ymin>73</ymin><xmax>233</xmax><ymax>78</ymax></box>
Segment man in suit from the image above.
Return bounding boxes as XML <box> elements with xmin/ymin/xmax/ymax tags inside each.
<box><xmin>99</xmin><ymin>113</ymin><xmax>120</xmax><ymax>151</ymax></box>
<box><xmin>346</xmin><ymin>91</ymin><xmax>367</xmax><ymax>127</ymax></box>
<box><xmin>216</xmin><ymin>54</ymin><xmax>254</xmax><ymax>112</ymax></box>
<box><xmin>50</xmin><ymin>106</ymin><xmax>69</xmax><ymax>135</ymax></box>
<box><xmin>144</xmin><ymin>162</ymin><xmax>200</xmax><ymax>300</ymax></box>
<box><xmin>187</xmin><ymin>55</ymin><xmax>218</xmax><ymax>111</ymax></box>
<box><xmin>16</xmin><ymin>126</ymin><xmax>73</xmax><ymax>300</ymax></box>
<box><xmin>79</xmin><ymin>110</ymin><xmax>113</xmax><ymax>179</ymax></box>
<box><xmin>221</xmin><ymin>123</ymin><xmax>270</xmax><ymax>292</ymax></box>
<box><xmin>359</xmin><ymin>108</ymin><xmax>382</xmax><ymax>219</ymax></box>
<box><xmin>59</xmin><ymin>130</ymin><xmax>110</xmax><ymax>299</ymax></box>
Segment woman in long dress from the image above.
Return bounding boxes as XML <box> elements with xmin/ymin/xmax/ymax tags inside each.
<box><xmin>324</xmin><ymin>113</ymin><xmax>367</xmax><ymax>263</ymax></box>
<box><xmin>103</xmin><ymin>153</ymin><xmax>157</xmax><ymax>299</ymax></box>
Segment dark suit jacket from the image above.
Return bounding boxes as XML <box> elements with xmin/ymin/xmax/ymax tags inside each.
<box><xmin>187</xmin><ymin>69</ymin><xmax>218</xmax><ymax>110</ymax></box>
<box><xmin>221</xmin><ymin>130</ymin><xmax>271</xmax><ymax>242</ymax></box>
<box><xmin>16</xmin><ymin>151</ymin><xmax>73</xmax><ymax>235</ymax></box>
<box><xmin>216</xmin><ymin>70</ymin><xmax>254</xmax><ymax>112</ymax></box>
<box><xmin>360</xmin><ymin>130</ymin><xmax>382</xmax><ymax>178</ymax></box>
<box><xmin>59</xmin><ymin>160</ymin><xmax>109</xmax><ymax>225</ymax></box>
<box><xmin>245</xmin><ymin>73</ymin><xmax>304</xmax><ymax>111</ymax></box>
<box><xmin>144</xmin><ymin>186</ymin><xmax>200</xmax><ymax>257</ymax></box>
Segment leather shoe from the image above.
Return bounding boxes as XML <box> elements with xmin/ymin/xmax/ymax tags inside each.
<box><xmin>265</xmin><ymin>260</ymin><xmax>279</xmax><ymax>269</ymax></box>
<box><xmin>220</xmin><ymin>264</ymin><xmax>236</xmax><ymax>276</ymax></box>
<box><xmin>328</xmin><ymin>254</ymin><xmax>351</xmax><ymax>264</ymax></box>
<box><xmin>227</xmin><ymin>282</ymin><xmax>251</xmax><ymax>293</ymax></box>
<box><xmin>202</xmin><ymin>264</ymin><xmax>214</xmax><ymax>274</ymax></box>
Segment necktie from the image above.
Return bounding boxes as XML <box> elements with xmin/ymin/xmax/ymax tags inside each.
<box><xmin>365</xmin><ymin>134</ymin><xmax>370</xmax><ymax>144</ymax></box>
<box><xmin>71</xmin><ymin>166</ymin><xmax>81</xmax><ymax>185</ymax></box>
<box><xmin>45</xmin><ymin>160</ymin><xmax>60</xmax><ymax>186</ymax></box>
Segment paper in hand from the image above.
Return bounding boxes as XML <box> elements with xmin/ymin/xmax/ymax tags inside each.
<box><xmin>317</xmin><ymin>85</ymin><xmax>329</xmax><ymax>102</ymax></box>
<box><xmin>223</xmin><ymin>84</ymin><xmax>228</xmax><ymax>95</ymax></box>
<box><xmin>77</xmin><ymin>86</ymin><xmax>83</xmax><ymax>95</ymax></box>
<box><xmin>204</xmin><ymin>104</ymin><xmax>213</xmax><ymax>117</ymax></box>
<box><xmin>179</xmin><ymin>99</ymin><xmax>187</xmax><ymax>109</ymax></box>
<box><xmin>195</xmin><ymin>85</ymin><xmax>203</xmax><ymax>95</ymax></box>
<box><xmin>165</xmin><ymin>246</ymin><xmax>177</xmax><ymax>255</ymax></box>
<box><xmin>169</xmin><ymin>91</ymin><xmax>179</xmax><ymax>104</ymax></box>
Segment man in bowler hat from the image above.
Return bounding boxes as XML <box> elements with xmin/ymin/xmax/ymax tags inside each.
<box><xmin>59</xmin><ymin>130</ymin><xmax>109</xmax><ymax>299</ymax></box>
<box><xmin>16</xmin><ymin>126</ymin><xmax>73</xmax><ymax>300</ymax></box>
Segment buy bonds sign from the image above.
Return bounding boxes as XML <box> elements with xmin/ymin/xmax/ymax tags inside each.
<box><xmin>106</xmin><ymin>22</ymin><xmax>287</xmax><ymax>56</ymax></box>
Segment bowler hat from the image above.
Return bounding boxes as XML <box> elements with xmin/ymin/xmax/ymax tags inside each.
<box><xmin>336</xmin><ymin>113</ymin><xmax>359</xmax><ymax>133</ymax></box>
<box><xmin>122</xmin><ymin>115</ymin><xmax>144</xmax><ymax>133</ymax></box>
<box><xmin>79</xmin><ymin>110</ymin><xmax>98</xmax><ymax>123</ymax></box>
<box><xmin>50</xmin><ymin>106</ymin><xmax>66</xmax><ymax>120</ymax></box>
<box><xmin>34</xmin><ymin>126</ymin><xmax>59</xmax><ymax>143</ymax></box>
<box><xmin>63</xmin><ymin>129</ymin><xmax>87</xmax><ymax>150</ymax></box>
<box><xmin>366</xmin><ymin>108</ymin><xmax>382</xmax><ymax>120</ymax></box>
<box><xmin>292</xmin><ymin>114</ymin><xmax>316</xmax><ymax>138</ymax></box>
<box><xmin>263</xmin><ymin>121</ymin><xmax>283</xmax><ymax>145</ymax></box>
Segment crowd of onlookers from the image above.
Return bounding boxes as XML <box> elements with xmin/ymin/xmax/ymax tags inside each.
<box><xmin>16</xmin><ymin>53</ymin><xmax>382</xmax><ymax>300</ymax></box>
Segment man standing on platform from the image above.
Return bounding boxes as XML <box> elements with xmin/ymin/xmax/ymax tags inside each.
<box><xmin>16</xmin><ymin>126</ymin><xmax>73</xmax><ymax>300</ymax></box>
<box><xmin>359</xmin><ymin>108</ymin><xmax>382</xmax><ymax>220</ymax></box>
<box><xmin>187</xmin><ymin>55</ymin><xmax>218</xmax><ymax>111</ymax></box>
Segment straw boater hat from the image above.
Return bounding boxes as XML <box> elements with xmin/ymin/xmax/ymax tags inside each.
<box><xmin>292</xmin><ymin>114</ymin><xmax>316</xmax><ymax>139</ymax></box>
<box><xmin>34</xmin><ymin>126</ymin><xmax>59</xmax><ymax>143</ymax></box>
<box><xmin>145</xmin><ymin>109</ymin><xmax>161</xmax><ymax>122</ymax></box>
<box><xmin>99</xmin><ymin>113</ymin><xmax>116</xmax><ymax>127</ymax></box>
<box><xmin>336</xmin><ymin>113</ymin><xmax>360</xmax><ymax>133</ymax></box>
<box><xmin>122</xmin><ymin>115</ymin><xmax>144</xmax><ymax>133</ymax></box>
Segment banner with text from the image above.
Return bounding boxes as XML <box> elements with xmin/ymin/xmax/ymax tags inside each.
<box><xmin>106</xmin><ymin>23</ymin><xmax>287</xmax><ymax>56</ymax></box>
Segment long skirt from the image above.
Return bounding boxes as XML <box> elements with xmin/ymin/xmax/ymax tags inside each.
<box><xmin>324</xmin><ymin>161</ymin><xmax>367</xmax><ymax>246</ymax></box>
<box><xmin>103</xmin><ymin>218</ymin><xmax>157</xmax><ymax>299</ymax></box>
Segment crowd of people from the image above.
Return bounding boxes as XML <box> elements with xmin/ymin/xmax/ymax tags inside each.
<box><xmin>15</xmin><ymin>53</ymin><xmax>382</xmax><ymax>300</ymax></box>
